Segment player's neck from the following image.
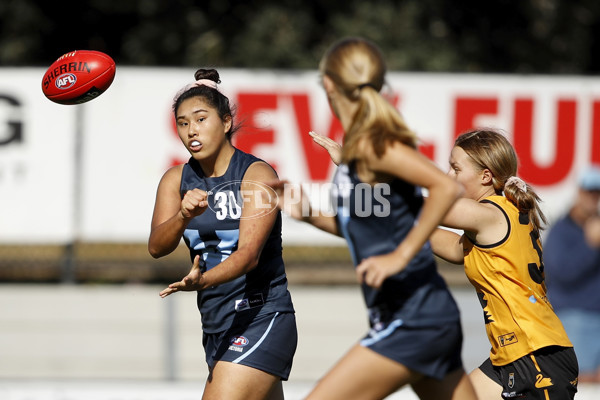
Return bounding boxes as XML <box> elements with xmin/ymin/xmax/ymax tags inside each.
<box><xmin>200</xmin><ymin>143</ymin><xmax>235</xmax><ymax>178</ymax></box>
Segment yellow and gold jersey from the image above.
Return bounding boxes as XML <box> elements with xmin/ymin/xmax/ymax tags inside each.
<box><xmin>463</xmin><ymin>195</ymin><xmax>572</xmax><ymax>366</ymax></box>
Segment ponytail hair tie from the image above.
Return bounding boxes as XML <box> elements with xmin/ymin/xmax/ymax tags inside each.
<box><xmin>357</xmin><ymin>82</ymin><xmax>377</xmax><ymax>91</ymax></box>
<box><xmin>173</xmin><ymin>79</ymin><xmax>219</xmax><ymax>104</ymax></box>
<box><xmin>192</xmin><ymin>79</ymin><xmax>219</xmax><ymax>90</ymax></box>
<box><xmin>506</xmin><ymin>176</ymin><xmax>527</xmax><ymax>192</ymax></box>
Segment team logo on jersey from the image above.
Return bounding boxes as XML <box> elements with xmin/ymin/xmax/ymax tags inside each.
<box><xmin>228</xmin><ymin>335</ymin><xmax>249</xmax><ymax>353</ymax></box>
<box><xmin>209</xmin><ymin>180</ymin><xmax>278</xmax><ymax>220</ymax></box>
<box><xmin>498</xmin><ymin>332</ymin><xmax>518</xmax><ymax>347</ymax></box>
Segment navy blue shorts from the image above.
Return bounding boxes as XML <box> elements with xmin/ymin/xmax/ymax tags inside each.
<box><xmin>202</xmin><ymin>312</ymin><xmax>297</xmax><ymax>380</ymax></box>
<box><xmin>360</xmin><ymin>319</ymin><xmax>464</xmax><ymax>380</ymax></box>
<box><xmin>479</xmin><ymin>346</ymin><xmax>578</xmax><ymax>399</ymax></box>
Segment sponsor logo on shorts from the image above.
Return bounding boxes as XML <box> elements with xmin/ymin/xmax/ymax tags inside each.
<box><xmin>508</xmin><ymin>373</ymin><xmax>515</xmax><ymax>388</ymax></box>
<box><xmin>570</xmin><ymin>377</ymin><xmax>578</xmax><ymax>387</ymax></box>
<box><xmin>228</xmin><ymin>335</ymin><xmax>249</xmax><ymax>353</ymax></box>
<box><xmin>502</xmin><ymin>391</ymin><xmax>524</xmax><ymax>398</ymax></box>
<box><xmin>502</xmin><ymin>374</ymin><xmax>524</xmax><ymax>398</ymax></box>
<box><xmin>498</xmin><ymin>332</ymin><xmax>518</xmax><ymax>347</ymax></box>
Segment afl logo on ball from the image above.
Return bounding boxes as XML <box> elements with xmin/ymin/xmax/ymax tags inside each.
<box><xmin>55</xmin><ymin>73</ymin><xmax>77</xmax><ymax>90</ymax></box>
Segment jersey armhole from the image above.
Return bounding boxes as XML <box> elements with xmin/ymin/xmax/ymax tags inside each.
<box><xmin>470</xmin><ymin>199</ymin><xmax>511</xmax><ymax>249</ymax></box>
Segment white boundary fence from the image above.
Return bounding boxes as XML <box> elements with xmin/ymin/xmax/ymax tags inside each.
<box><xmin>1</xmin><ymin>68</ymin><xmax>599</xmax><ymax>246</ymax></box>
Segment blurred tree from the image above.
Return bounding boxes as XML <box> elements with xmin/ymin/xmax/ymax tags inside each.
<box><xmin>435</xmin><ymin>0</ymin><xmax>600</xmax><ymax>73</ymax></box>
<box><xmin>228</xmin><ymin>6</ymin><xmax>317</xmax><ymax>68</ymax></box>
<box><xmin>0</xmin><ymin>0</ymin><xmax>52</xmax><ymax>64</ymax></box>
<box><xmin>0</xmin><ymin>0</ymin><xmax>599</xmax><ymax>74</ymax></box>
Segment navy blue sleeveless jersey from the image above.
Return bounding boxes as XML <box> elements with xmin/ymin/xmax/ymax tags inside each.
<box><xmin>180</xmin><ymin>148</ymin><xmax>294</xmax><ymax>333</ymax></box>
<box><xmin>332</xmin><ymin>163</ymin><xmax>460</xmax><ymax>328</ymax></box>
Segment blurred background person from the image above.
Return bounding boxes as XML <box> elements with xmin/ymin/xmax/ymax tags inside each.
<box><xmin>545</xmin><ymin>165</ymin><xmax>600</xmax><ymax>383</ymax></box>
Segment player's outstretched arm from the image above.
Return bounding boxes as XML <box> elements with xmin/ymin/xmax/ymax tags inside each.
<box><xmin>268</xmin><ymin>179</ymin><xmax>340</xmax><ymax>236</ymax></box>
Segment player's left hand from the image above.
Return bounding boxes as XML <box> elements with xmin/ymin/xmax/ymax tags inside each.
<box><xmin>159</xmin><ymin>255</ymin><xmax>204</xmax><ymax>298</ymax></box>
<box><xmin>356</xmin><ymin>253</ymin><xmax>406</xmax><ymax>289</ymax></box>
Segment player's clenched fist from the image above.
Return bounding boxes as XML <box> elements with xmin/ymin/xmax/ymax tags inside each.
<box><xmin>180</xmin><ymin>189</ymin><xmax>209</xmax><ymax>219</ymax></box>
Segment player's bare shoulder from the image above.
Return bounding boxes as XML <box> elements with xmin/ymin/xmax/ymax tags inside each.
<box><xmin>158</xmin><ymin>164</ymin><xmax>185</xmax><ymax>191</ymax></box>
<box><xmin>244</xmin><ymin>161</ymin><xmax>278</xmax><ymax>182</ymax></box>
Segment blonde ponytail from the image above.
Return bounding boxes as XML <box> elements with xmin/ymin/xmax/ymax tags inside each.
<box><xmin>455</xmin><ymin>129</ymin><xmax>548</xmax><ymax>232</ymax></box>
<box><xmin>503</xmin><ymin>176</ymin><xmax>548</xmax><ymax>232</ymax></box>
<box><xmin>320</xmin><ymin>37</ymin><xmax>417</xmax><ymax>163</ymax></box>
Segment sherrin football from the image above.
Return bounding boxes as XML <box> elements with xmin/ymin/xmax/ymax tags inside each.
<box><xmin>42</xmin><ymin>50</ymin><xmax>116</xmax><ymax>105</ymax></box>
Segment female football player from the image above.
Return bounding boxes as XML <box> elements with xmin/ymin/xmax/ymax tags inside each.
<box><xmin>148</xmin><ymin>68</ymin><xmax>297</xmax><ymax>400</ymax></box>
<box><xmin>430</xmin><ymin>129</ymin><xmax>578</xmax><ymax>399</ymax></box>
<box><xmin>272</xmin><ymin>37</ymin><xmax>476</xmax><ymax>400</ymax></box>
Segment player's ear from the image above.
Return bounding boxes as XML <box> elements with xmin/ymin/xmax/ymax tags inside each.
<box><xmin>322</xmin><ymin>75</ymin><xmax>336</xmax><ymax>95</ymax></box>
<box><xmin>223</xmin><ymin>114</ymin><xmax>232</xmax><ymax>133</ymax></box>
<box><xmin>481</xmin><ymin>168</ymin><xmax>493</xmax><ymax>185</ymax></box>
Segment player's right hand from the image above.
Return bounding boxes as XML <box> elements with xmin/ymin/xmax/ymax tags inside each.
<box><xmin>180</xmin><ymin>188</ymin><xmax>209</xmax><ymax>219</ymax></box>
<box><xmin>309</xmin><ymin>130</ymin><xmax>342</xmax><ymax>165</ymax></box>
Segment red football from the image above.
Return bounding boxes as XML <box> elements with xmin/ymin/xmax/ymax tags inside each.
<box><xmin>41</xmin><ymin>50</ymin><xmax>116</xmax><ymax>105</ymax></box>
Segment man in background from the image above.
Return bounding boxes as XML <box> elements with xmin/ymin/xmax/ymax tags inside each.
<box><xmin>545</xmin><ymin>165</ymin><xmax>600</xmax><ymax>383</ymax></box>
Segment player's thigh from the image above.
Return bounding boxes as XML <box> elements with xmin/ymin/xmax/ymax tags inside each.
<box><xmin>469</xmin><ymin>366</ymin><xmax>502</xmax><ymax>400</ymax></box>
<box><xmin>202</xmin><ymin>361</ymin><xmax>282</xmax><ymax>400</ymax></box>
<box><xmin>204</xmin><ymin>312</ymin><xmax>297</xmax><ymax>382</ymax></box>
<box><xmin>306</xmin><ymin>344</ymin><xmax>419</xmax><ymax>400</ymax></box>
<box><xmin>412</xmin><ymin>367</ymin><xmax>477</xmax><ymax>400</ymax></box>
